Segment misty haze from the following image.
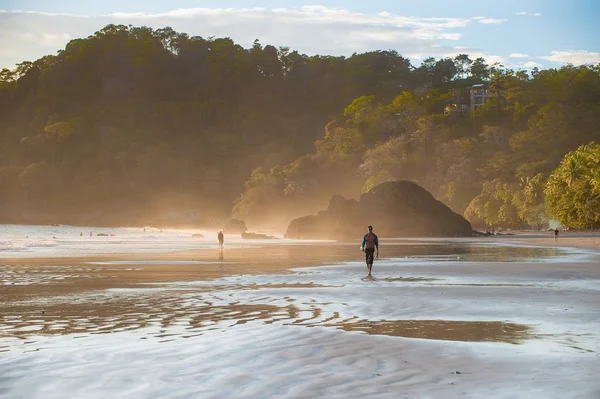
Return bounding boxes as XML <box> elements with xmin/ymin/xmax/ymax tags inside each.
<box><xmin>1</xmin><ymin>2</ymin><xmax>600</xmax><ymax>399</ymax></box>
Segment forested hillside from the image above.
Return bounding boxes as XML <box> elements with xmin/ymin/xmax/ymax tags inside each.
<box><xmin>1</xmin><ymin>24</ymin><xmax>599</xmax><ymax>229</ymax></box>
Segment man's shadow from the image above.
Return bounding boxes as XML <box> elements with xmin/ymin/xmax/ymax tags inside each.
<box><xmin>218</xmin><ymin>248</ymin><xmax>224</xmax><ymax>262</ymax></box>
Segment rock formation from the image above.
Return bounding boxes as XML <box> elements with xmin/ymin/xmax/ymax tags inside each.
<box><xmin>285</xmin><ymin>181</ymin><xmax>472</xmax><ymax>239</ymax></box>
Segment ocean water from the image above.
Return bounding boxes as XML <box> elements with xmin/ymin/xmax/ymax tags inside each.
<box><xmin>0</xmin><ymin>224</ymin><xmax>293</xmax><ymax>257</ymax></box>
<box><xmin>0</xmin><ymin>224</ymin><xmax>591</xmax><ymax>262</ymax></box>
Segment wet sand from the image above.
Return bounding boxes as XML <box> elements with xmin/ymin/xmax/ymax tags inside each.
<box><xmin>1</xmin><ymin>237</ymin><xmax>597</xmax><ymax>342</ymax></box>
<box><xmin>1</xmin><ymin>235</ymin><xmax>600</xmax><ymax>398</ymax></box>
<box><xmin>1</xmin><ymin>242</ymin><xmax>536</xmax><ymax>343</ymax></box>
<box><xmin>514</xmin><ymin>234</ymin><xmax>600</xmax><ymax>251</ymax></box>
<box><xmin>0</xmin><ymin>244</ymin><xmax>372</xmax><ymax>301</ymax></box>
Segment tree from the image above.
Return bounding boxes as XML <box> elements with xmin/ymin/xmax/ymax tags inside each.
<box><xmin>435</xmin><ymin>58</ymin><xmax>458</xmax><ymax>84</ymax></box>
<box><xmin>545</xmin><ymin>143</ymin><xmax>600</xmax><ymax>229</ymax></box>
<box><xmin>464</xmin><ymin>179</ymin><xmax>521</xmax><ymax>228</ymax></box>
<box><xmin>315</xmin><ymin>124</ymin><xmax>365</xmax><ymax>162</ymax></box>
<box><xmin>454</xmin><ymin>54</ymin><xmax>472</xmax><ymax>79</ymax></box>
<box><xmin>42</xmin><ymin>121</ymin><xmax>76</xmax><ymax>165</ymax></box>
<box><xmin>358</xmin><ymin>136</ymin><xmax>412</xmax><ymax>192</ymax></box>
<box><xmin>470</xmin><ymin>57</ymin><xmax>489</xmax><ymax>80</ymax></box>
<box><xmin>512</xmin><ymin>174</ymin><xmax>547</xmax><ymax>228</ymax></box>
<box><xmin>415</xmin><ymin>57</ymin><xmax>457</xmax><ymax>87</ymax></box>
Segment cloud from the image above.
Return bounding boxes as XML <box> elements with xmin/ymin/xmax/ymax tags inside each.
<box><xmin>22</xmin><ymin>32</ymin><xmax>72</xmax><ymax>47</ymax></box>
<box><xmin>470</xmin><ymin>16</ymin><xmax>507</xmax><ymax>24</ymax></box>
<box><xmin>509</xmin><ymin>53</ymin><xmax>529</xmax><ymax>58</ymax></box>
<box><xmin>439</xmin><ymin>47</ymin><xmax>505</xmax><ymax>66</ymax></box>
<box><xmin>522</xmin><ymin>61</ymin><xmax>544</xmax><ymax>69</ymax></box>
<box><xmin>541</xmin><ymin>50</ymin><xmax>600</xmax><ymax>66</ymax></box>
<box><xmin>0</xmin><ymin>7</ymin><xmax>478</xmax><ymax>68</ymax></box>
<box><xmin>477</xmin><ymin>18</ymin><xmax>507</xmax><ymax>24</ymax></box>
<box><xmin>516</xmin><ymin>12</ymin><xmax>541</xmax><ymax>17</ymax></box>
<box><xmin>486</xmin><ymin>55</ymin><xmax>506</xmax><ymax>65</ymax></box>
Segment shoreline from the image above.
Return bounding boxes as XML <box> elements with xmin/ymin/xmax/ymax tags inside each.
<box><xmin>3</xmin><ymin>230</ymin><xmax>600</xmax><ymax>258</ymax></box>
<box><xmin>2</xmin><ymin>235</ymin><xmax>598</xmax><ymax>296</ymax></box>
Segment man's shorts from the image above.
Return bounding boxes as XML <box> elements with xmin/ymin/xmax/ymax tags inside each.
<box><xmin>365</xmin><ymin>248</ymin><xmax>375</xmax><ymax>265</ymax></box>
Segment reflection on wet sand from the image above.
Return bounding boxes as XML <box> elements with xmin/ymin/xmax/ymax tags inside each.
<box><xmin>1</xmin><ymin>296</ymin><xmax>287</xmax><ymax>340</ymax></box>
<box><xmin>381</xmin><ymin>277</ymin><xmax>439</xmax><ymax>282</ymax></box>
<box><xmin>320</xmin><ymin>319</ymin><xmax>531</xmax><ymax>344</ymax></box>
<box><xmin>0</xmin><ymin>242</ymin><xmax>569</xmax><ymax>298</ymax></box>
<box><xmin>1</xmin><ymin>290</ymin><xmax>532</xmax><ymax>345</ymax></box>
<box><xmin>237</xmin><ymin>283</ymin><xmax>337</xmax><ymax>290</ymax></box>
<box><xmin>383</xmin><ymin>243</ymin><xmax>565</xmax><ymax>262</ymax></box>
<box><xmin>440</xmin><ymin>283</ymin><xmax>535</xmax><ymax>287</ymax></box>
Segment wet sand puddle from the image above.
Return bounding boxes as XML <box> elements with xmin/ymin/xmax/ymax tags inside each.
<box><xmin>381</xmin><ymin>277</ymin><xmax>439</xmax><ymax>282</ymax></box>
<box><xmin>382</xmin><ymin>244</ymin><xmax>566</xmax><ymax>263</ymax></box>
<box><xmin>439</xmin><ymin>283</ymin><xmax>536</xmax><ymax>287</ymax></box>
<box><xmin>1</xmin><ymin>283</ymin><xmax>532</xmax><ymax>347</ymax></box>
<box><xmin>323</xmin><ymin>319</ymin><xmax>530</xmax><ymax>344</ymax></box>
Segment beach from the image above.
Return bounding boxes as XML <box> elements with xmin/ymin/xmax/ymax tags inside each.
<box><xmin>1</xmin><ymin>226</ymin><xmax>599</xmax><ymax>398</ymax></box>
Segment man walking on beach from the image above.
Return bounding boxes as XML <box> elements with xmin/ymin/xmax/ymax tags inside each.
<box><xmin>554</xmin><ymin>228</ymin><xmax>559</xmax><ymax>242</ymax></box>
<box><xmin>361</xmin><ymin>225</ymin><xmax>379</xmax><ymax>277</ymax></box>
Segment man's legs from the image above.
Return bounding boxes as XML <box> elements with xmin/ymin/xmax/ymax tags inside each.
<box><xmin>365</xmin><ymin>249</ymin><xmax>374</xmax><ymax>276</ymax></box>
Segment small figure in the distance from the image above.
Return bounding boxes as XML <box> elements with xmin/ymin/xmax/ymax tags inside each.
<box><xmin>218</xmin><ymin>231</ymin><xmax>224</xmax><ymax>248</ymax></box>
<box><xmin>554</xmin><ymin>228</ymin><xmax>559</xmax><ymax>242</ymax></box>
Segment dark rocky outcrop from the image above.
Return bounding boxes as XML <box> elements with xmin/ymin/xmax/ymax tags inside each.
<box><xmin>285</xmin><ymin>181</ymin><xmax>472</xmax><ymax>239</ymax></box>
<box><xmin>223</xmin><ymin>219</ymin><xmax>247</xmax><ymax>235</ymax></box>
<box><xmin>241</xmin><ymin>232</ymin><xmax>278</xmax><ymax>240</ymax></box>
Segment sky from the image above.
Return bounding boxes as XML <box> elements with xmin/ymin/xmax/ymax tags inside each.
<box><xmin>1</xmin><ymin>0</ymin><xmax>599</xmax><ymax>70</ymax></box>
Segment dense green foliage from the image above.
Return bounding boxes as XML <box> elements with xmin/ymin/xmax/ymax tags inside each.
<box><xmin>1</xmin><ymin>24</ymin><xmax>599</xmax><ymax>229</ymax></box>
<box><xmin>0</xmin><ymin>25</ymin><xmax>415</xmax><ymax>226</ymax></box>
<box><xmin>545</xmin><ymin>143</ymin><xmax>600</xmax><ymax>229</ymax></box>
<box><xmin>235</xmin><ymin>63</ymin><xmax>600</xmax><ymax>229</ymax></box>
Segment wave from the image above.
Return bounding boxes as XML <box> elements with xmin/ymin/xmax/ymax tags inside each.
<box><xmin>0</xmin><ymin>239</ymin><xmax>57</xmax><ymax>252</ymax></box>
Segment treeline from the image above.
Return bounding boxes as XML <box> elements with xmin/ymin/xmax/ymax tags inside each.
<box><xmin>0</xmin><ymin>24</ymin><xmax>598</xmax><ymax>229</ymax></box>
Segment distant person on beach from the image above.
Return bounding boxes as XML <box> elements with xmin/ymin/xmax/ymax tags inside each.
<box><xmin>360</xmin><ymin>225</ymin><xmax>379</xmax><ymax>277</ymax></box>
<box><xmin>554</xmin><ymin>228</ymin><xmax>559</xmax><ymax>242</ymax></box>
<box><xmin>218</xmin><ymin>231</ymin><xmax>224</xmax><ymax>248</ymax></box>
